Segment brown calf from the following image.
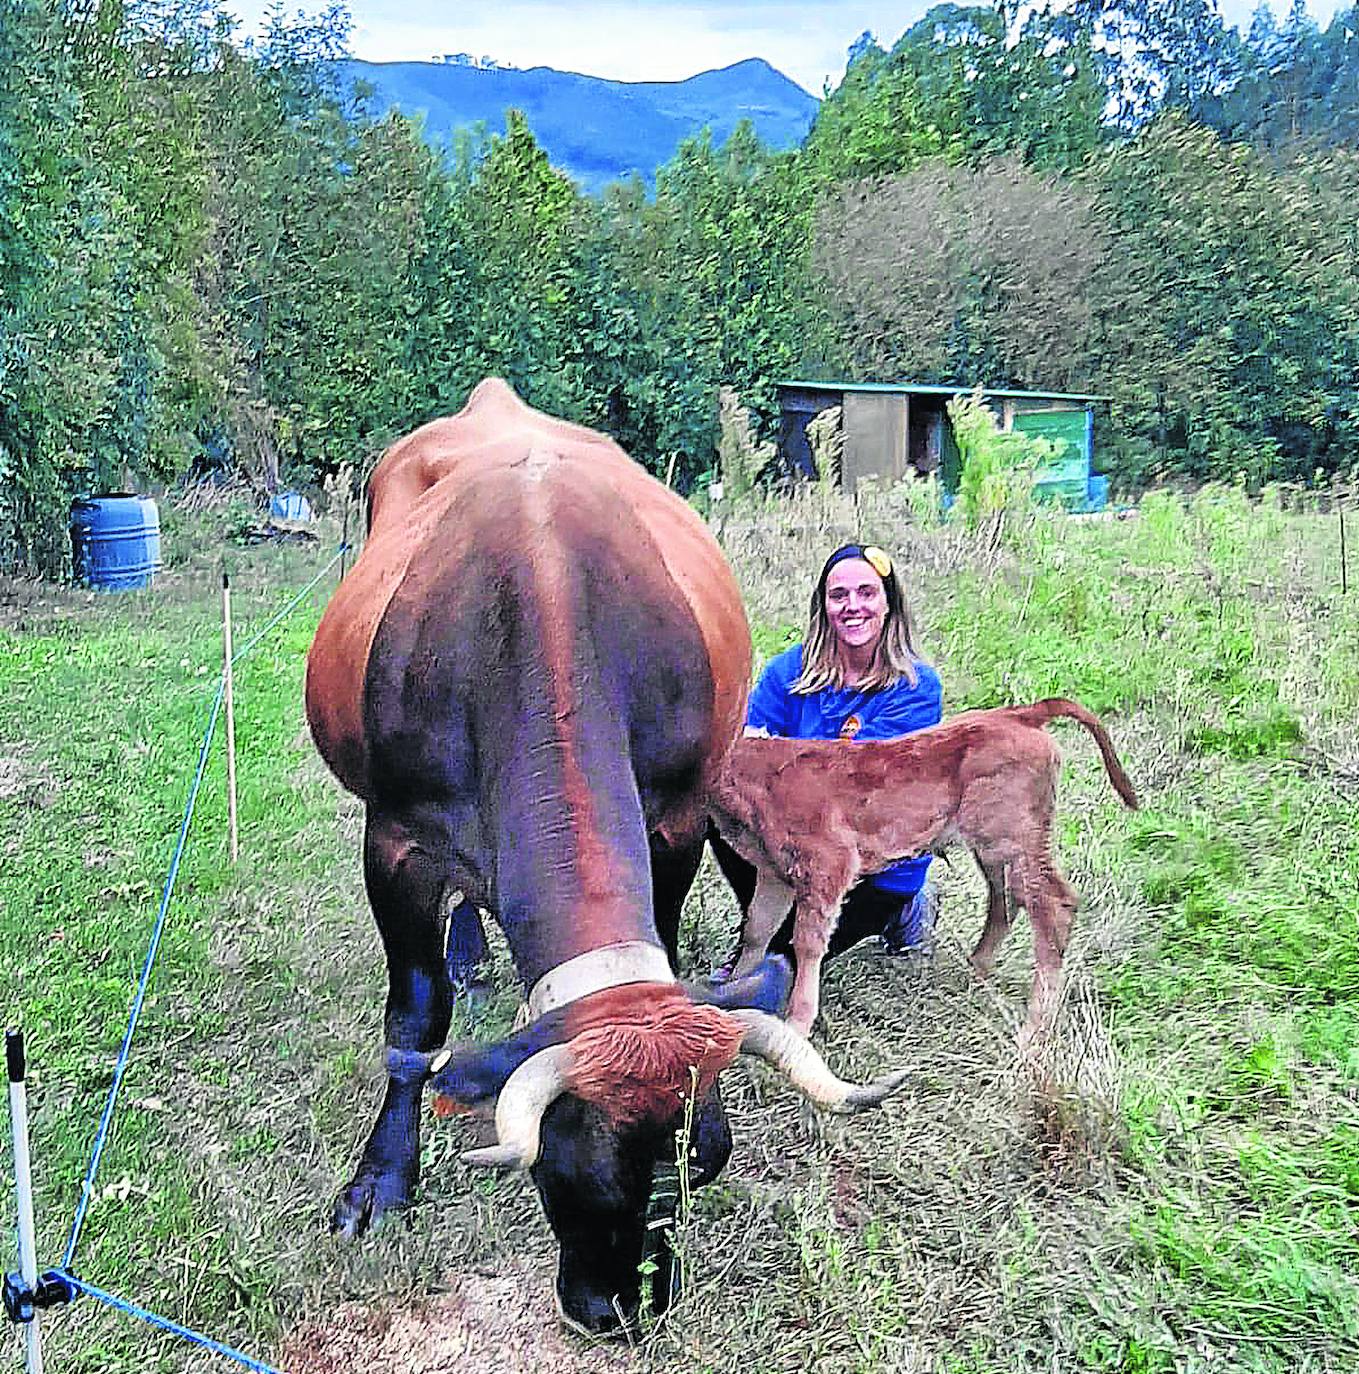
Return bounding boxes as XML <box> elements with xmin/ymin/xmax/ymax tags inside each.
<box><xmin>710</xmin><ymin>699</ymin><xmax>1138</xmax><ymax>1040</ymax></box>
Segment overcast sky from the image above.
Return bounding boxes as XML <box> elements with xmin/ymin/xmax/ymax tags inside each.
<box><xmin>223</xmin><ymin>1</ymin><xmax>1353</xmax><ymax>96</ymax></box>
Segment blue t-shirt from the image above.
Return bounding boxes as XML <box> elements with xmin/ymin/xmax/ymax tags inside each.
<box><xmin>746</xmin><ymin>644</ymin><xmax>943</xmax><ymax>895</ymax></box>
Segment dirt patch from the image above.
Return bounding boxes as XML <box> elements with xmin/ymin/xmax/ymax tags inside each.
<box><xmin>0</xmin><ymin>745</ymin><xmax>59</xmax><ymax>810</ymax></box>
<box><xmin>279</xmin><ymin>1260</ymin><xmax>636</xmax><ymax>1374</ymax></box>
<box><xmin>0</xmin><ymin>574</ymin><xmax>91</xmax><ymax>633</ymax></box>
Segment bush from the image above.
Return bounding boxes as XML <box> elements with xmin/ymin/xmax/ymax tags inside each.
<box><xmin>948</xmin><ymin>389</ymin><xmax>1057</xmax><ymax>542</ymax></box>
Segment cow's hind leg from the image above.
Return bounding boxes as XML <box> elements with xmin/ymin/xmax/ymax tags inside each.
<box><xmin>650</xmin><ymin>830</ymin><xmax>705</xmax><ymax>967</ymax></box>
<box><xmin>334</xmin><ymin>811</ymin><xmax>454</xmax><ymax>1240</ymax></box>
<box><xmin>445</xmin><ymin>896</ymin><xmax>489</xmax><ymax>993</ymax></box>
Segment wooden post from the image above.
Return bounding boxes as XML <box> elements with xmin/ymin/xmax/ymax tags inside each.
<box><xmin>664</xmin><ymin>453</ymin><xmax>678</xmax><ymax>489</ymax></box>
<box><xmin>222</xmin><ymin>571</ymin><xmax>239</xmax><ymax>864</ymax></box>
<box><xmin>341</xmin><ymin>501</ymin><xmax>351</xmax><ymax>582</ymax></box>
<box><xmin>1341</xmin><ymin>498</ymin><xmax>1349</xmax><ymax>596</ymax></box>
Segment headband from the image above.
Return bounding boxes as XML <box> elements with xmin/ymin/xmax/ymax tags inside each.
<box><xmin>822</xmin><ymin>543</ymin><xmax>893</xmax><ymax>581</ymax></box>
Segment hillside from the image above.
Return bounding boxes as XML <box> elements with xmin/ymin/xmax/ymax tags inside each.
<box><xmin>343</xmin><ymin>56</ymin><xmax>820</xmax><ymax>191</ymax></box>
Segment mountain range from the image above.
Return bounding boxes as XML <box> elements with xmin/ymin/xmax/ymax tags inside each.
<box><xmin>344</xmin><ymin>56</ymin><xmax>821</xmax><ymax>192</ymax></box>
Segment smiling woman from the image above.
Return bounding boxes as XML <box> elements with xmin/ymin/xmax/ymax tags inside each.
<box><xmin>710</xmin><ymin>540</ymin><xmax>943</xmax><ymax>977</ymax></box>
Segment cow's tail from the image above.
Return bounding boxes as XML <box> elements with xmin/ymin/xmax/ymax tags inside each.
<box><xmin>1011</xmin><ymin>699</ymin><xmax>1139</xmax><ymax>810</ymax></box>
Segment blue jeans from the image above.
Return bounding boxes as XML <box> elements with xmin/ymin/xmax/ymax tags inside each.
<box><xmin>880</xmin><ymin>883</ymin><xmax>936</xmax><ymax>954</ymax></box>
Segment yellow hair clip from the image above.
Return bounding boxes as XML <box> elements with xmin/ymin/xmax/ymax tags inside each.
<box><xmin>863</xmin><ymin>546</ymin><xmax>892</xmax><ymax>579</ymax></box>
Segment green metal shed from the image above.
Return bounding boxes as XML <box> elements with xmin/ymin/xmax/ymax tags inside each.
<box><xmin>775</xmin><ymin>381</ymin><xmax>1109</xmax><ymax>508</ymax></box>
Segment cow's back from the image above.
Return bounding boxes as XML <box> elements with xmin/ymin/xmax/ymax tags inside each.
<box><xmin>305</xmin><ymin>380</ymin><xmax>750</xmax><ymax>844</ymax></box>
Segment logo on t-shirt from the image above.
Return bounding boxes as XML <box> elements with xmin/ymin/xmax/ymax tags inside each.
<box><xmin>839</xmin><ymin>714</ymin><xmax>862</xmax><ymax>740</ymax></box>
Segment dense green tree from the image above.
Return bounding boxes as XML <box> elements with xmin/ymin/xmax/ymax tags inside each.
<box><xmin>800</xmin><ymin>30</ymin><xmax>950</xmax><ymax>180</ymax></box>
<box><xmin>605</xmin><ymin>123</ymin><xmax>828</xmax><ymax>484</ymax></box>
<box><xmin>1088</xmin><ymin>114</ymin><xmax>1359</xmax><ymax>480</ymax></box>
<box><xmin>399</xmin><ymin>110</ymin><xmax>592</xmax><ymax>441</ymax></box>
<box><xmin>1199</xmin><ymin>3</ymin><xmax>1359</xmax><ymax>148</ymax></box>
<box><xmin>0</xmin><ymin>0</ymin><xmax>144</xmax><ymax>571</ymax></box>
<box><xmin>453</xmin><ymin>110</ymin><xmax>590</xmax><ymax>418</ymax></box>
<box><xmin>67</xmin><ymin>0</ymin><xmax>222</xmax><ymax>482</ymax></box>
<box><xmin>803</xmin><ymin>4</ymin><xmax>1106</xmax><ymax>181</ymax></box>
<box><xmin>1067</xmin><ymin>0</ymin><xmax>1242</xmax><ymax>128</ymax></box>
<box><xmin>198</xmin><ymin>4</ymin><xmax>428</xmax><ymax>476</ymax></box>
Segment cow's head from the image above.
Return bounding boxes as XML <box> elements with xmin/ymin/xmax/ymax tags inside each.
<box><xmin>424</xmin><ymin>960</ymin><xmax>907</xmax><ymax>1336</ymax></box>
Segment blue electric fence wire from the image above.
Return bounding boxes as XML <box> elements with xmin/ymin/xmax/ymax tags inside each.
<box><xmin>57</xmin><ymin>1271</ymin><xmax>285</xmax><ymax>1374</ymax></box>
<box><xmin>229</xmin><ymin>543</ymin><xmax>349</xmax><ymax>668</ymax></box>
<box><xmin>62</xmin><ymin>542</ymin><xmax>349</xmax><ymax>1272</ymax></box>
<box><xmin>62</xmin><ymin>673</ymin><xmax>227</xmax><ymax>1270</ymax></box>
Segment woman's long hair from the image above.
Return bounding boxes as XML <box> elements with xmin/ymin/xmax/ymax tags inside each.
<box><xmin>791</xmin><ymin>543</ymin><xmax>923</xmax><ymax>694</ymax></box>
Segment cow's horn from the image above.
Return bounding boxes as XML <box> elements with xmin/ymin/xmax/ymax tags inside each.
<box><xmin>460</xmin><ymin>1044</ymin><xmax>574</xmax><ymax>1170</ymax></box>
<box><xmin>730</xmin><ymin>1010</ymin><xmax>911</xmax><ymax>1113</ymax></box>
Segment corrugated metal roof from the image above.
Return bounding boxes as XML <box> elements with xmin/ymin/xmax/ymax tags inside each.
<box><xmin>776</xmin><ymin>380</ymin><xmax>1110</xmax><ymax>403</ymax></box>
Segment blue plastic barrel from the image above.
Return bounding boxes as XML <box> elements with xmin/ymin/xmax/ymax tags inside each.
<box><xmin>70</xmin><ymin>496</ymin><xmax>162</xmax><ymax>592</ymax></box>
<box><xmin>269</xmin><ymin>490</ymin><xmax>313</xmax><ymax>523</ymax></box>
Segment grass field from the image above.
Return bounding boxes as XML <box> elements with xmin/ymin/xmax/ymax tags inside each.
<box><xmin>2</xmin><ymin>481</ymin><xmax>1357</xmax><ymax>1373</ymax></box>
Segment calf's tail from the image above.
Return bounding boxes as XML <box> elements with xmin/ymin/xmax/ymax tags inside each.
<box><xmin>1013</xmin><ymin>698</ymin><xmax>1139</xmax><ymax>809</ymax></box>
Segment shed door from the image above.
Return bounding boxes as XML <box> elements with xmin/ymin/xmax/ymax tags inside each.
<box><xmin>842</xmin><ymin>392</ymin><xmax>908</xmax><ymax>493</ymax></box>
<box><xmin>1012</xmin><ymin>409</ymin><xmax>1091</xmax><ymax>501</ymax></box>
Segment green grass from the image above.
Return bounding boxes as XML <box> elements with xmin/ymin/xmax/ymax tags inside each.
<box><xmin>1</xmin><ymin>481</ymin><xmax>1356</xmax><ymax>1371</ymax></box>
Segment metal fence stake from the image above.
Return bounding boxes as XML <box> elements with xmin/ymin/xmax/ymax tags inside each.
<box><xmin>7</xmin><ymin>1029</ymin><xmax>45</xmax><ymax>1374</ymax></box>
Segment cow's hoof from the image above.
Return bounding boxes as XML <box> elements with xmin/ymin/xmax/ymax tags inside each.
<box><xmin>330</xmin><ymin>1172</ymin><xmax>411</xmax><ymax>1241</ymax></box>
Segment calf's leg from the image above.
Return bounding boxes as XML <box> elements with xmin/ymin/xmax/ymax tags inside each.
<box><xmin>968</xmin><ymin>851</ymin><xmax>1013</xmax><ymax>979</ymax></box>
<box><xmin>786</xmin><ymin>896</ymin><xmax>840</xmax><ymax>1036</ymax></box>
<box><xmin>730</xmin><ymin>866</ymin><xmax>795</xmax><ymax>979</ymax></box>
<box><xmin>334</xmin><ymin>811</ymin><xmax>454</xmax><ymax>1240</ymax></box>
<box><xmin>1009</xmin><ymin>853</ymin><xmax>1078</xmax><ymax>1048</ymax></box>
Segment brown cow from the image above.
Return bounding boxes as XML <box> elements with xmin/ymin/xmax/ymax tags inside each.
<box><xmin>304</xmin><ymin>379</ymin><xmax>905</xmax><ymax>1336</ymax></box>
<box><xmin>710</xmin><ymin>699</ymin><xmax>1139</xmax><ymax>1040</ymax></box>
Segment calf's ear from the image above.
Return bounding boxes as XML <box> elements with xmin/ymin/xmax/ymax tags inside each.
<box><xmin>685</xmin><ymin>955</ymin><xmax>792</xmax><ymax>1017</ymax></box>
